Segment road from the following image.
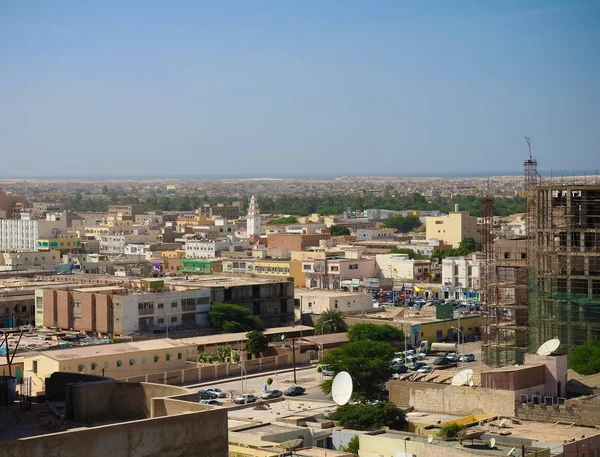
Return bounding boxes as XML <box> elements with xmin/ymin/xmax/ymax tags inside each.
<box><xmin>187</xmin><ymin>366</ymin><xmax>328</xmax><ymax>403</ymax></box>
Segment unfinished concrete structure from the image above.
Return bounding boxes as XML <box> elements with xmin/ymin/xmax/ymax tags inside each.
<box><xmin>529</xmin><ymin>183</ymin><xmax>600</xmax><ymax>355</ymax></box>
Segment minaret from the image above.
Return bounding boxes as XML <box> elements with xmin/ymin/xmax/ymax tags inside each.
<box><xmin>247</xmin><ymin>195</ymin><xmax>262</xmax><ymax>239</ymax></box>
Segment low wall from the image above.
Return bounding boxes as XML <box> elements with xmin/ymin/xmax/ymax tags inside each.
<box><xmin>46</xmin><ymin>372</ymin><xmax>110</xmax><ymax>401</ymax></box>
<box><xmin>516</xmin><ymin>394</ymin><xmax>600</xmax><ymax>427</ymax></box>
<box><xmin>117</xmin><ymin>354</ymin><xmax>311</xmax><ymax>385</ymax></box>
<box><xmin>4</xmin><ymin>408</ymin><xmax>228</xmax><ymax>457</ymax></box>
<box><xmin>389</xmin><ymin>380</ymin><xmax>519</xmax><ymax>417</ymax></box>
<box><xmin>151</xmin><ymin>398</ymin><xmax>209</xmax><ymax>418</ymax></box>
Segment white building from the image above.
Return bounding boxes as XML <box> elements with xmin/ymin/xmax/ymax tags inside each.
<box><xmin>0</xmin><ymin>213</ymin><xmax>67</xmax><ymax>251</ymax></box>
<box><xmin>185</xmin><ymin>238</ymin><xmax>249</xmax><ymax>259</ymax></box>
<box><xmin>355</xmin><ymin>228</ymin><xmax>397</xmax><ymax>241</ymax></box>
<box><xmin>120</xmin><ymin>288</ymin><xmax>211</xmax><ymax>334</ymax></box>
<box><xmin>295</xmin><ymin>290</ymin><xmax>373</xmax><ymax>316</ymax></box>
<box><xmin>99</xmin><ymin>232</ymin><xmax>158</xmax><ymax>255</ymax></box>
<box><xmin>441</xmin><ymin>254</ymin><xmax>482</xmax><ymax>299</ymax></box>
<box><xmin>375</xmin><ymin>253</ymin><xmax>434</xmax><ymax>283</ymax></box>
<box><xmin>246</xmin><ymin>195</ymin><xmax>262</xmax><ymax>238</ymax></box>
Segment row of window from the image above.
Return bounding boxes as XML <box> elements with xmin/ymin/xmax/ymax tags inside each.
<box><xmin>255</xmin><ymin>266</ymin><xmax>290</xmax><ymax>274</ymax></box>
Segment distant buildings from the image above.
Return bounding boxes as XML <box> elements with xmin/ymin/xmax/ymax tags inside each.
<box><xmin>441</xmin><ymin>253</ymin><xmax>483</xmax><ymax>300</ymax></box>
<box><xmin>0</xmin><ymin>188</ymin><xmax>27</xmax><ymax>219</ymax></box>
<box><xmin>0</xmin><ymin>212</ymin><xmax>68</xmax><ymax>251</ymax></box>
<box><xmin>425</xmin><ymin>210</ymin><xmax>481</xmax><ymax>248</ymax></box>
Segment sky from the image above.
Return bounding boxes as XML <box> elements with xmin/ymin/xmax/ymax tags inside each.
<box><xmin>1</xmin><ymin>0</ymin><xmax>599</xmax><ymax>178</ymax></box>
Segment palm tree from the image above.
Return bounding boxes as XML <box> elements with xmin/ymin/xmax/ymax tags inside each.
<box><xmin>315</xmin><ymin>309</ymin><xmax>349</xmax><ymax>335</ymax></box>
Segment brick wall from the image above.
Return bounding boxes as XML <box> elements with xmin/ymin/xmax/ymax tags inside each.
<box><xmin>389</xmin><ymin>381</ymin><xmax>519</xmax><ymax>417</ymax></box>
<box><xmin>515</xmin><ymin>394</ymin><xmax>600</xmax><ymax>427</ymax></box>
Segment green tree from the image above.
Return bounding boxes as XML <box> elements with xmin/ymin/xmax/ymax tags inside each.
<box><xmin>315</xmin><ymin>310</ymin><xmax>349</xmax><ymax>335</ymax></box>
<box><xmin>329</xmin><ymin>225</ymin><xmax>351</xmax><ymax>236</ymax></box>
<box><xmin>267</xmin><ymin>216</ymin><xmax>298</xmax><ymax>225</ymax></box>
<box><xmin>328</xmin><ymin>403</ymin><xmax>407</xmax><ymax>431</ymax></box>
<box><xmin>389</xmin><ymin>247</ymin><xmax>429</xmax><ymax>260</ymax></box>
<box><xmin>245</xmin><ymin>331</ymin><xmax>269</xmax><ymax>358</ymax></box>
<box><xmin>347</xmin><ymin>323</ymin><xmax>403</xmax><ymax>342</ymax></box>
<box><xmin>216</xmin><ymin>345</ymin><xmax>232</xmax><ymax>363</ymax></box>
<box><xmin>433</xmin><ymin>237</ymin><xmax>481</xmax><ymax>261</ymax></box>
<box><xmin>321</xmin><ymin>340</ymin><xmax>395</xmax><ymax>401</ymax></box>
<box><xmin>341</xmin><ymin>435</ymin><xmax>359</xmax><ymax>455</ymax></box>
<box><xmin>569</xmin><ymin>340</ymin><xmax>600</xmax><ymax>375</ymax></box>
<box><xmin>383</xmin><ymin>215</ymin><xmax>422</xmax><ymax>233</ymax></box>
<box><xmin>439</xmin><ymin>422</ymin><xmax>464</xmax><ymax>438</ymax></box>
<box><xmin>207</xmin><ymin>302</ymin><xmax>263</xmax><ymax>333</ymax></box>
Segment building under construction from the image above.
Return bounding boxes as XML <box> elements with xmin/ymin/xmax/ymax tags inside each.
<box><xmin>483</xmin><ymin>150</ymin><xmax>600</xmax><ymax>365</ymax></box>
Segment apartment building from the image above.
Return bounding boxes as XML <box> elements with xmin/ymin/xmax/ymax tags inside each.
<box><xmin>355</xmin><ymin>228</ymin><xmax>397</xmax><ymax>241</ymax></box>
<box><xmin>107</xmin><ymin>204</ymin><xmax>145</xmax><ymax>217</ymax></box>
<box><xmin>30</xmin><ymin>201</ymin><xmax>65</xmax><ymax>218</ymax></box>
<box><xmin>425</xmin><ymin>210</ymin><xmax>481</xmax><ymax>248</ymax></box>
<box><xmin>36</xmin><ymin>232</ymin><xmax>82</xmax><ymax>251</ymax></box>
<box><xmin>295</xmin><ymin>290</ymin><xmax>373</xmax><ymax>315</ymax></box>
<box><xmin>99</xmin><ymin>231</ymin><xmax>158</xmax><ymax>255</ymax></box>
<box><xmin>0</xmin><ymin>213</ymin><xmax>67</xmax><ymax>251</ymax></box>
<box><xmin>23</xmin><ymin>338</ymin><xmax>196</xmax><ymax>383</ymax></box>
<box><xmin>185</xmin><ymin>239</ymin><xmax>249</xmax><ymax>259</ymax></box>
<box><xmin>302</xmin><ymin>256</ymin><xmax>376</xmax><ymax>290</ymax></box>
<box><xmin>441</xmin><ymin>254</ymin><xmax>483</xmax><ymax>299</ymax></box>
<box><xmin>199</xmin><ymin>202</ymin><xmax>242</xmax><ymax>219</ymax></box>
<box><xmin>267</xmin><ymin>233</ymin><xmax>331</xmax><ymax>252</ymax></box>
<box><xmin>376</xmin><ymin>253</ymin><xmax>435</xmax><ymax>283</ymax></box>
<box><xmin>0</xmin><ymin>249</ymin><xmax>60</xmax><ymax>271</ymax></box>
<box><xmin>0</xmin><ymin>189</ymin><xmax>27</xmax><ymax>219</ymax></box>
<box><xmin>41</xmin><ymin>282</ymin><xmax>211</xmax><ymax>335</ymax></box>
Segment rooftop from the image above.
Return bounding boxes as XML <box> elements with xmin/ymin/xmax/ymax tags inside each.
<box><xmin>165</xmin><ymin>275</ymin><xmax>292</xmax><ymax>288</ymax></box>
<box><xmin>179</xmin><ymin>325</ymin><xmax>314</xmax><ymax>346</ymax></box>
<box><xmin>294</xmin><ymin>290</ymin><xmax>368</xmax><ymax>298</ymax></box>
<box><xmin>33</xmin><ymin>338</ymin><xmax>193</xmax><ymax>361</ymax></box>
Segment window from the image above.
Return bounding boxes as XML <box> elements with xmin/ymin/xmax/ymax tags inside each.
<box><xmin>91</xmin><ymin>363</ymin><xmax>98</xmax><ymax>370</ymax></box>
<box><xmin>166</xmin><ymin>354</ymin><xmax>171</xmax><ymax>361</ymax></box>
<box><xmin>33</xmin><ymin>360</ymin><xmax>38</xmax><ymax>374</ymax></box>
<box><xmin>521</xmin><ymin>252</ymin><xmax>527</xmax><ymax>259</ymax></box>
<box><xmin>334</xmin><ymin>300</ymin><xmax>338</xmax><ymax>309</ymax></box>
<box><xmin>178</xmin><ymin>352</ymin><xmax>182</xmax><ymax>360</ymax></box>
<box><xmin>435</xmin><ymin>221</ymin><xmax>443</xmax><ymax>224</ymax></box>
<box><xmin>129</xmin><ymin>359</ymin><xmax>136</xmax><ymax>366</ymax></box>
<box><xmin>348</xmin><ymin>264</ymin><xmax>359</xmax><ymax>270</ymax></box>
<box><xmin>78</xmin><ymin>364</ymin><xmax>85</xmax><ymax>372</ymax></box>
<box><xmin>138</xmin><ymin>302</ymin><xmax>153</xmax><ymax>310</ymax></box>
<box><xmin>157</xmin><ymin>318</ymin><xmax>164</xmax><ymax>324</ymax></box>
<box><xmin>142</xmin><ymin>357</ymin><xmax>147</xmax><ymax>364</ymax></box>
<box><xmin>330</xmin><ymin>266</ymin><xmax>339</xmax><ymax>272</ymax></box>
<box><xmin>154</xmin><ymin>355</ymin><xmax>159</xmax><ymax>363</ymax></box>
<box><xmin>172</xmin><ymin>301</ymin><xmax>178</xmax><ymax>308</ymax></box>
<box><xmin>504</xmin><ymin>252</ymin><xmax>510</xmax><ymax>259</ymax></box>
<box><xmin>157</xmin><ymin>303</ymin><xmax>164</xmax><ymax>309</ymax></box>
<box><xmin>171</xmin><ymin>316</ymin><xmax>177</xmax><ymax>323</ymax></box>
<box><xmin>116</xmin><ymin>360</ymin><xmax>123</xmax><ymax>367</ymax></box>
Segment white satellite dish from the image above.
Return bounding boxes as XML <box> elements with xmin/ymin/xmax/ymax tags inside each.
<box><xmin>451</xmin><ymin>369</ymin><xmax>473</xmax><ymax>386</ymax></box>
<box><xmin>536</xmin><ymin>338</ymin><xmax>560</xmax><ymax>356</ymax></box>
<box><xmin>427</xmin><ymin>435</ymin><xmax>434</xmax><ymax>444</ymax></box>
<box><xmin>507</xmin><ymin>447</ymin><xmax>516</xmax><ymax>456</ymax></box>
<box><xmin>331</xmin><ymin>371</ymin><xmax>353</xmax><ymax>406</ymax></box>
<box><xmin>489</xmin><ymin>438</ymin><xmax>496</xmax><ymax>449</ymax></box>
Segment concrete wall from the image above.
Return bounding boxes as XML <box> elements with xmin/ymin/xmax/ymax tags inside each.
<box><xmin>516</xmin><ymin>394</ymin><xmax>600</xmax><ymax>427</ymax></box>
<box><xmin>389</xmin><ymin>381</ymin><xmax>523</xmax><ymax>417</ymax></box>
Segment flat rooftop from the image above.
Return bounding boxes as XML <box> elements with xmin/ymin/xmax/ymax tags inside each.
<box><xmin>179</xmin><ymin>325</ymin><xmax>314</xmax><ymax>346</ymax></box>
<box><xmin>490</xmin><ymin>419</ymin><xmax>600</xmax><ymax>445</ymax></box>
<box><xmin>294</xmin><ymin>290</ymin><xmax>368</xmax><ymax>298</ymax></box>
<box><xmin>35</xmin><ymin>338</ymin><xmax>193</xmax><ymax>361</ymax></box>
<box><xmin>228</xmin><ymin>399</ymin><xmax>336</xmax><ymax>424</ymax></box>
<box><xmin>165</xmin><ymin>275</ymin><xmax>292</xmax><ymax>287</ymax></box>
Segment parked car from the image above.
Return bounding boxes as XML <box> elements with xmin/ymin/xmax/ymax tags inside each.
<box><xmin>445</xmin><ymin>353</ymin><xmax>461</xmax><ymax>362</ymax></box>
<box><xmin>459</xmin><ymin>353</ymin><xmax>476</xmax><ymax>362</ymax></box>
<box><xmin>392</xmin><ymin>364</ymin><xmax>408</xmax><ymax>374</ymax></box>
<box><xmin>200</xmin><ymin>399</ymin><xmax>223</xmax><ymax>406</ymax></box>
<box><xmin>233</xmin><ymin>394</ymin><xmax>258</xmax><ymax>404</ymax></box>
<box><xmin>197</xmin><ymin>389</ymin><xmax>219</xmax><ymax>400</ymax></box>
<box><xmin>206</xmin><ymin>388</ymin><xmax>227</xmax><ymax>398</ymax></box>
<box><xmin>321</xmin><ymin>365</ymin><xmax>336</xmax><ymax>376</ymax></box>
<box><xmin>262</xmin><ymin>389</ymin><xmax>283</xmax><ymax>399</ymax></box>
<box><xmin>408</xmin><ymin>362</ymin><xmax>427</xmax><ymax>371</ymax></box>
<box><xmin>417</xmin><ymin>366</ymin><xmax>434</xmax><ymax>374</ymax></box>
<box><xmin>433</xmin><ymin>357</ymin><xmax>453</xmax><ymax>366</ymax></box>
<box><xmin>284</xmin><ymin>385</ymin><xmax>306</xmax><ymax>396</ymax></box>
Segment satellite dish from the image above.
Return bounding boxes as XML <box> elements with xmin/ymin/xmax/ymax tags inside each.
<box><xmin>280</xmin><ymin>439</ymin><xmax>303</xmax><ymax>451</ymax></box>
<box><xmin>536</xmin><ymin>339</ymin><xmax>560</xmax><ymax>356</ymax></box>
<box><xmin>507</xmin><ymin>447</ymin><xmax>516</xmax><ymax>456</ymax></box>
<box><xmin>331</xmin><ymin>371</ymin><xmax>353</xmax><ymax>406</ymax></box>
<box><xmin>451</xmin><ymin>369</ymin><xmax>473</xmax><ymax>386</ymax></box>
<box><xmin>427</xmin><ymin>435</ymin><xmax>434</xmax><ymax>444</ymax></box>
<box><xmin>489</xmin><ymin>438</ymin><xmax>496</xmax><ymax>449</ymax></box>
<box><xmin>469</xmin><ymin>380</ymin><xmax>474</xmax><ymax>387</ymax></box>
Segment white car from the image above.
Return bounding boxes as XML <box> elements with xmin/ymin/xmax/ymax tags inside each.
<box><xmin>417</xmin><ymin>366</ymin><xmax>433</xmax><ymax>374</ymax></box>
<box><xmin>206</xmin><ymin>388</ymin><xmax>227</xmax><ymax>398</ymax></box>
<box><xmin>233</xmin><ymin>394</ymin><xmax>258</xmax><ymax>404</ymax></box>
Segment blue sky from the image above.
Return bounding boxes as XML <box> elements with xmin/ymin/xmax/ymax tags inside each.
<box><xmin>1</xmin><ymin>1</ymin><xmax>599</xmax><ymax>178</ymax></box>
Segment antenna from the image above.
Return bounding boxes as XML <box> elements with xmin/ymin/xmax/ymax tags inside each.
<box><xmin>451</xmin><ymin>369</ymin><xmax>473</xmax><ymax>386</ymax></box>
<box><xmin>331</xmin><ymin>371</ymin><xmax>353</xmax><ymax>406</ymax></box>
<box><xmin>536</xmin><ymin>339</ymin><xmax>560</xmax><ymax>356</ymax></box>
<box><xmin>489</xmin><ymin>438</ymin><xmax>496</xmax><ymax>449</ymax></box>
<box><xmin>427</xmin><ymin>435</ymin><xmax>434</xmax><ymax>444</ymax></box>
<box><xmin>525</xmin><ymin>136</ymin><xmax>532</xmax><ymax>160</ymax></box>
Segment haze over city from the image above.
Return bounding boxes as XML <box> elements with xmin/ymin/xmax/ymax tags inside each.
<box><xmin>2</xmin><ymin>0</ymin><xmax>600</xmax><ymax>178</ymax></box>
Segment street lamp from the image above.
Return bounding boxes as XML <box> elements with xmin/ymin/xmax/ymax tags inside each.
<box><xmin>282</xmin><ymin>334</ymin><xmax>297</xmax><ymax>384</ymax></box>
<box><xmin>451</xmin><ymin>326</ymin><xmax>465</xmax><ymax>365</ymax></box>
<box><xmin>318</xmin><ymin>318</ymin><xmax>333</xmax><ymax>362</ymax></box>
<box><xmin>228</xmin><ymin>359</ymin><xmax>247</xmax><ymax>402</ymax></box>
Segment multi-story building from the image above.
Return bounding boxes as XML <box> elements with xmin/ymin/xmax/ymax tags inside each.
<box><xmin>0</xmin><ymin>188</ymin><xmax>27</xmax><ymax>219</ymax></box>
<box><xmin>302</xmin><ymin>256</ymin><xmax>376</xmax><ymax>290</ymax></box>
<box><xmin>295</xmin><ymin>290</ymin><xmax>373</xmax><ymax>315</ymax></box>
<box><xmin>185</xmin><ymin>239</ymin><xmax>249</xmax><ymax>259</ymax></box>
<box><xmin>267</xmin><ymin>233</ymin><xmax>331</xmax><ymax>252</ymax></box>
<box><xmin>254</xmin><ymin>259</ymin><xmax>305</xmax><ymax>288</ymax></box>
<box><xmin>99</xmin><ymin>231</ymin><xmax>158</xmax><ymax>255</ymax></box>
<box><xmin>441</xmin><ymin>254</ymin><xmax>483</xmax><ymax>299</ymax></box>
<box><xmin>355</xmin><ymin>228</ymin><xmax>397</xmax><ymax>241</ymax></box>
<box><xmin>36</xmin><ymin>232</ymin><xmax>82</xmax><ymax>252</ymax></box>
<box><xmin>0</xmin><ymin>249</ymin><xmax>60</xmax><ymax>271</ymax></box>
<box><xmin>107</xmin><ymin>204</ymin><xmax>145</xmax><ymax>217</ymax></box>
<box><xmin>376</xmin><ymin>253</ymin><xmax>435</xmax><ymax>283</ymax></box>
<box><xmin>41</xmin><ymin>281</ymin><xmax>211</xmax><ymax>335</ymax></box>
<box><xmin>199</xmin><ymin>202</ymin><xmax>242</xmax><ymax>219</ymax></box>
<box><xmin>425</xmin><ymin>210</ymin><xmax>481</xmax><ymax>248</ymax></box>
<box><xmin>0</xmin><ymin>213</ymin><xmax>68</xmax><ymax>251</ymax></box>
<box><xmin>30</xmin><ymin>201</ymin><xmax>65</xmax><ymax>218</ymax></box>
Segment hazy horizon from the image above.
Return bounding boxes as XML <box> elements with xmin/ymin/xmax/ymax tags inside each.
<box><xmin>2</xmin><ymin>1</ymin><xmax>599</xmax><ymax>177</ymax></box>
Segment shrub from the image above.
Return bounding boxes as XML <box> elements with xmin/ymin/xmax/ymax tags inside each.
<box><xmin>439</xmin><ymin>422</ymin><xmax>464</xmax><ymax>438</ymax></box>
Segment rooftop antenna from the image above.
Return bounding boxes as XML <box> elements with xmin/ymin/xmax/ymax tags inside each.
<box><xmin>525</xmin><ymin>136</ymin><xmax>532</xmax><ymax>161</ymax></box>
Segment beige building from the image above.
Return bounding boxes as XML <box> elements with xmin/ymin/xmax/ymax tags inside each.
<box><xmin>0</xmin><ymin>249</ymin><xmax>60</xmax><ymax>271</ymax></box>
<box><xmin>425</xmin><ymin>211</ymin><xmax>481</xmax><ymax>248</ymax></box>
<box><xmin>24</xmin><ymin>339</ymin><xmax>196</xmax><ymax>385</ymax></box>
<box><xmin>295</xmin><ymin>290</ymin><xmax>373</xmax><ymax>315</ymax></box>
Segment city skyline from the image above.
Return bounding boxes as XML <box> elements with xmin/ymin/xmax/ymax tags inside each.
<box><xmin>2</xmin><ymin>1</ymin><xmax>599</xmax><ymax>177</ymax></box>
